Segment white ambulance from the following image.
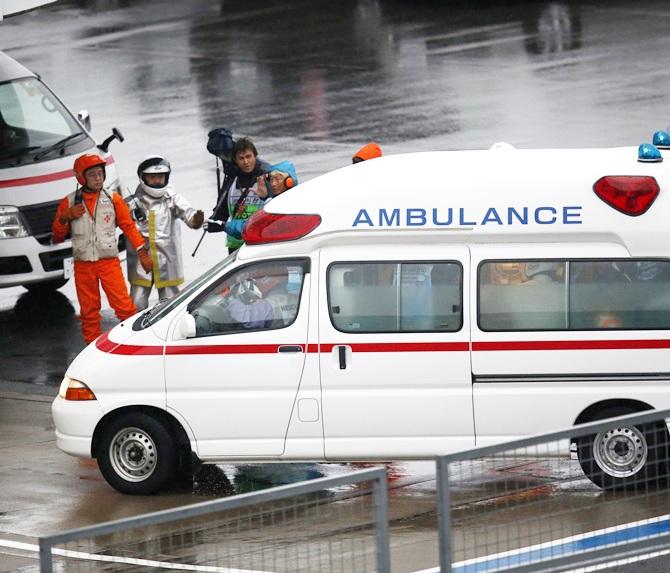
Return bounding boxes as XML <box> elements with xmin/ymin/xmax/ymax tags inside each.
<box><xmin>0</xmin><ymin>51</ymin><xmax>123</xmax><ymax>291</ymax></box>
<box><xmin>53</xmin><ymin>143</ymin><xmax>670</xmax><ymax>494</ymax></box>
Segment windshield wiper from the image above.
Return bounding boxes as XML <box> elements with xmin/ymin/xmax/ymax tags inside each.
<box><xmin>0</xmin><ymin>146</ymin><xmax>40</xmax><ymax>162</ymax></box>
<box><xmin>33</xmin><ymin>133</ymin><xmax>87</xmax><ymax>161</ymax></box>
<box><xmin>139</xmin><ymin>299</ymin><xmax>169</xmax><ymax>328</ymax></box>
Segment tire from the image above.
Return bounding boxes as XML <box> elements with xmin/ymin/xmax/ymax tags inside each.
<box><xmin>97</xmin><ymin>412</ymin><xmax>177</xmax><ymax>495</ymax></box>
<box><xmin>23</xmin><ymin>277</ymin><xmax>69</xmax><ymax>292</ymax></box>
<box><xmin>577</xmin><ymin>407</ymin><xmax>669</xmax><ymax>491</ymax></box>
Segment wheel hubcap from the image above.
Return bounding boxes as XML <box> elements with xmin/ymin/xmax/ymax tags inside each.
<box><xmin>109</xmin><ymin>426</ymin><xmax>157</xmax><ymax>482</ymax></box>
<box><xmin>593</xmin><ymin>426</ymin><xmax>647</xmax><ymax>478</ymax></box>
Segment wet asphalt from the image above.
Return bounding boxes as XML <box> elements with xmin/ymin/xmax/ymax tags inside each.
<box><xmin>3</xmin><ymin>0</ymin><xmax>670</xmax><ymax>571</ymax></box>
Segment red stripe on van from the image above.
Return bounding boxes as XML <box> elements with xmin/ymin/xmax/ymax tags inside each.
<box><xmin>0</xmin><ymin>156</ymin><xmax>115</xmax><ymax>189</ymax></box>
<box><xmin>166</xmin><ymin>344</ymin><xmax>297</xmax><ymax>355</ymax></box>
<box><xmin>319</xmin><ymin>342</ymin><xmax>469</xmax><ymax>352</ymax></box>
<box><xmin>96</xmin><ymin>337</ymin><xmax>670</xmax><ymax>356</ymax></box>
<box><xmin>473</xmin><ymin>339</ymin><xmax>670</xmax><ymax>351</ymax></box>
<box><xmin>95</xmin><ymin>332</ymin><xmax>163</xmax><ymax>355</ymax></box>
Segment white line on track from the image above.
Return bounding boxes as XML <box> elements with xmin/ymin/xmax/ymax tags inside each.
<box><xmin>0</xmin><ymin>538</ymin><xmax>273</xmax><ymax>573</ymax></box>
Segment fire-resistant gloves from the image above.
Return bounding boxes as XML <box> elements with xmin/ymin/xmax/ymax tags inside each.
<box><xmin>138</xmin><ymin>247</ymin><xmax>153</xmax><ymax>273</ymax></box>
<box><xmin>58</xmin><ymin>204</ymin><xmax>86</xmax><ymax>224</ymax></box>
<box><xmin>191</xmin><ymin>210</ymin><xmax>205</xmax><ymax>229</ymax></box>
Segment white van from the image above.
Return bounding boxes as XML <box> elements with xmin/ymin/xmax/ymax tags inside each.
<box><xmin>0</xmin><ymin>51</ymin><xmax>123</xmax><ymax>291</ymax></box>
<box><xmin>52</xmin><ymin>144</ymin><xmax>670</xmax><ymax>494</ymax></box>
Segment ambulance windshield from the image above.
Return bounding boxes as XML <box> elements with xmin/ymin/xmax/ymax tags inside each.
<box><xmin>0</xmin><ymin>77</ymin><xmax>94</xmax><ymax>167</ymax></box>
<box><xmin>134</xmin><ymin>251</ymin><xmax>237</xmax><ymax>331</ymax></box>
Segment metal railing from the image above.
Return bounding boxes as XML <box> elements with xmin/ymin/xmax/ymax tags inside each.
<box><xmin>437</xmin><ymin>408</ymin><xmax>670</xmax><ymax>573</ymax></box>
<box><xmin>39</xmin><ymin>467</ymin><xmax>390</xmax><ymax>573</ymax></box>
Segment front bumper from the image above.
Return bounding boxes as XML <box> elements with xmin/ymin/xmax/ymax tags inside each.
<box><xmin>0</xmin><ymin>235</ymin><xmax>72</xmax><ymax>288</ymax></box>
<box><xmin>52</xmin><ymin>395</ymin><xmax>104</xmax><ymax>458</ymax></box>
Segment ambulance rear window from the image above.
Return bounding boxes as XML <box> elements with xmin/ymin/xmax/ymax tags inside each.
<box><xmin>328</xmin><ymin>261</ymin><xmax>462</xmax><ymax>333</ymax></box>
<box><xmin>478</xmin><ymin>259</ymin><xmax>670</xmax><ymax>331</ymax></box>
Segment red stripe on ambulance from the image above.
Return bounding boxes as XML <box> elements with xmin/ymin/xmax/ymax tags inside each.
<box><xmin>473</xmin><ymin>339</ymin><xmax>670</xmax><ymax>351</ymax></box>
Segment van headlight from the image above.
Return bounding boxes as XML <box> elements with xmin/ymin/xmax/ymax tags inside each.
<box><xmin>59</xmin><ymin>376</ymin><xmax>97</xmax><ymax>401</ymax></box>
<box><xmin>0</xmin><ymin>206</ymin><xmax>29</xmax><ymax>239</ymax></box>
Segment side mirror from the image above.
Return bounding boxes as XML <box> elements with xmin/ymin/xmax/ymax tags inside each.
<box><xmin>173</xmin><ymin>312</ymin><xmax>196</xmax><ymax>340</ymax></box>
<box><xmin>98</xmin><ymin>127</ymin><xmax>125</xmax><ymax>152</ymax></box>
<box><xmin>77</xmin><ymin>110</ymin><xmax>91</xmax><ymax>131</ymax></box>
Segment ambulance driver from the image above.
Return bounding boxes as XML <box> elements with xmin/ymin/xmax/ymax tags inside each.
<box><xmin>228</xmin><ymin>264</ymin><xmax>299</xmax><ymax>330</ymax></box>
<box><xmin>52</xmin><ymin>154</ymin><xmax>153</xmax><ymax>344</ymax></box>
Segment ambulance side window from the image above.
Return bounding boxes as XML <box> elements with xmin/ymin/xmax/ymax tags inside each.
<box><xmin>570</xmin><ymin>260</ymin><xmax>670</xmax><ymax>329</ymax></box>
<box><xmin>328</xmin><ymin>261</ymin><xmax>462</xmax><ymax>333</ymax></box>
<box><xmin>478</xmin><ymin>259</ymin><xmax>670</xmax><ymax>331</ymax></box>
<box><xmin>189</xmin><ymin>259</ymin><xmax>308</xmax><ymax>337</ymax></box>
<box><xmin>479</xmin><ymin>261</ymin><xmax>568</xmax><ymax>331</ymax></box>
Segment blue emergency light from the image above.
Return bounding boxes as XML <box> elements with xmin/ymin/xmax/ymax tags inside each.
<box><xmin>638</xmin><ymin>143</ymin><xmax>663</xmax><ymax>163</ymax></box>
<box><xmin>652</xmin><ymin>130</ymin><xmax>670</xmax><ymax>149</ymax></box>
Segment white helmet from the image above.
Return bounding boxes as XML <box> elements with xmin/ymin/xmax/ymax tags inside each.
<box><xmin>137</xmin><ymin>155</ymin><xmax>171</xmax><ymax>198</ymax></box>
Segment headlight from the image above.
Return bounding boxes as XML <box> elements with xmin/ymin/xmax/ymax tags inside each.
<box><xmin>0</xmin><ymin>206</ymin><xmax>29</xmax><ymax>239</ymax></box>
<box><xmin>58</xmin><ymin>376</ymin><xmax>97</xmax><ymax>401</ymax></box>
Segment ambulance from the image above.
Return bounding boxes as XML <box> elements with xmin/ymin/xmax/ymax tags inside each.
<box><xmin>53</xmin><ymin>141</ymin><xmax>670</xmax><ymax>494</ymax></box>
<box><xmin>0</xmin><ymin>51</ymin><xmax>123</xmax><ymax>291</ymax></box>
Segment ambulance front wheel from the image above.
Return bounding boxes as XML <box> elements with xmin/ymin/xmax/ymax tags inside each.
<box><xmin>576</xmin><ymin>407</ymin><xmax>669</xmax><ymax>491</ymax></box>
<box><xmin>97</xmin><ymin>412</ymin><xmax>177</xmax><ymax>495</ymax></box>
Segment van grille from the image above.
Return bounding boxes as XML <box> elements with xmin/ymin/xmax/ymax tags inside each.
<box><xmin>19</xmin><ymin>200</ymin><xmax>60</xmax><ymax>245</ymax></box>
<box><xmin>0</xmin><ymin>255</ymin><xmax>32</xmax><ymax>275</ymax></box>
<box><xmin>39</xmin><ymin>248</ymin><xmax>72</xmax><ymax>272</ymax></box>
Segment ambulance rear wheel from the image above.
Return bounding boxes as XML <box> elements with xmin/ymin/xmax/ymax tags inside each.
<box><xmin>97</xmin><ymin>412</ymin><xmax>176</xmax><ymax>495</ymax></box>
<box><xmin>577</xmin><ymin>407</ymin><xmax>669</xmax><ymax>491</ymax></box>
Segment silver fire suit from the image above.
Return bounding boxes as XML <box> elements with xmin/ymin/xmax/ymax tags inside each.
<box><xmin>126</xmin><ymin>184</ymin><xmax>199</xmax><ymax>310</ymax></box>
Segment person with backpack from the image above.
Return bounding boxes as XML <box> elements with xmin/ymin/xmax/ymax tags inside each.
<box><xmin>206</xmin><ymin>136</ymin><xmax>270</xmax><ymax>254</ymax></box>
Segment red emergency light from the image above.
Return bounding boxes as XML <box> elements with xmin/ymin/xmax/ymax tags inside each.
<box><xmin>243</xmin><ymin>210</ymin><xmax>322</xmax><ymax>244</ymax></box>
<box><xmin>593</xmin><ymin>175</ymin><xmax>660</xmax><ymax>216</ymax></box>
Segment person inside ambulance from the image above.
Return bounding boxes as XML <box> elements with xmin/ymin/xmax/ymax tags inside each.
<box><xmin>228</xmin><ymin>265</ymin><xmax>299</xmax><ymax>330</ymax></box>
<box><xmin>487</xmin><ymin>262</ymin><xmax>528</xmax><ymax>285</ymax></box>
<box><xmin>523</xmin><ymin>261</ymin><xmax>563</xmax><ymax>284</ymax></box>
<box><xmin>126</xmin><ymin>155</ymin><xmax>205</xmax><ymax>311</ymax></box>
<box><xmin>52</xmin><ymin>154</ymin><xmax>153</xmax><ymax>344</ymax></box>
<box><xmin>352</xmin><ymin>142</ymin><xmax>382</xmax><ymax>164</ymax></box>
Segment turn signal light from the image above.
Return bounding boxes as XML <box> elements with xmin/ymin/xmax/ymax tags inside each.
<box><xmin>59</xmin><ymin>377</ymin><xmax>97</xmax><ymax>401</ymax></box>
<box><xmin>593</xmin><ymin>175</ymin><xmax>660</xmax><ymax>216</ymax></box>
<box><xmin>243</xmin><ymin>210</ymin><xmax>322</xmax><ymax>244</ymax></box>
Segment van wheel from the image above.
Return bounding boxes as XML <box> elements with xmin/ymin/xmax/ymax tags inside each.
<box><xmin>577</xmin><ymin>407</ymin><xmax>669</xmax><ymax>491</ymax></box>
<box><xmin>23</xmin><ymin>277</ymin><xmax>68</xmax><ymax>292</ymax></box>
<box><xmin>97</xmin><ymin>413</ymin><xmax>176</xmax><ymax>495</ymax></box>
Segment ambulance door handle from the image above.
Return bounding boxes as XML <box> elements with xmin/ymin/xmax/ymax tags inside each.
<box><xmin>278</xmin><ymin>345</ymin><xmax>303</xmax><ymax>354</ymax></box>
<box><xmin>338</xmin><ymin>345</ymin><xmax>347</xmax><ymax>369</ymax></box>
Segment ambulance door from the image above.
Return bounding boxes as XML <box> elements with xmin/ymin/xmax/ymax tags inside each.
<box><xmin>470</xmin><ymin>244</ymin><xmax>637</xmax><ymax>446</ymax></box>
<box><xmin>165</xmin><ymin>258</ymin><xmax>310</xmax><ymax>458</ymax></box>
<box><xmin>318</xmin><ymin>245</ymin><xmax>474</xmax><ymax>459</ymax></box>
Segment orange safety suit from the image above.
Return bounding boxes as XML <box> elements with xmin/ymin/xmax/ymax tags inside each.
<box><xmin>52</xmin><ymin>190</ymin><xmax>146</xmax><ymax>344</ymax></box>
